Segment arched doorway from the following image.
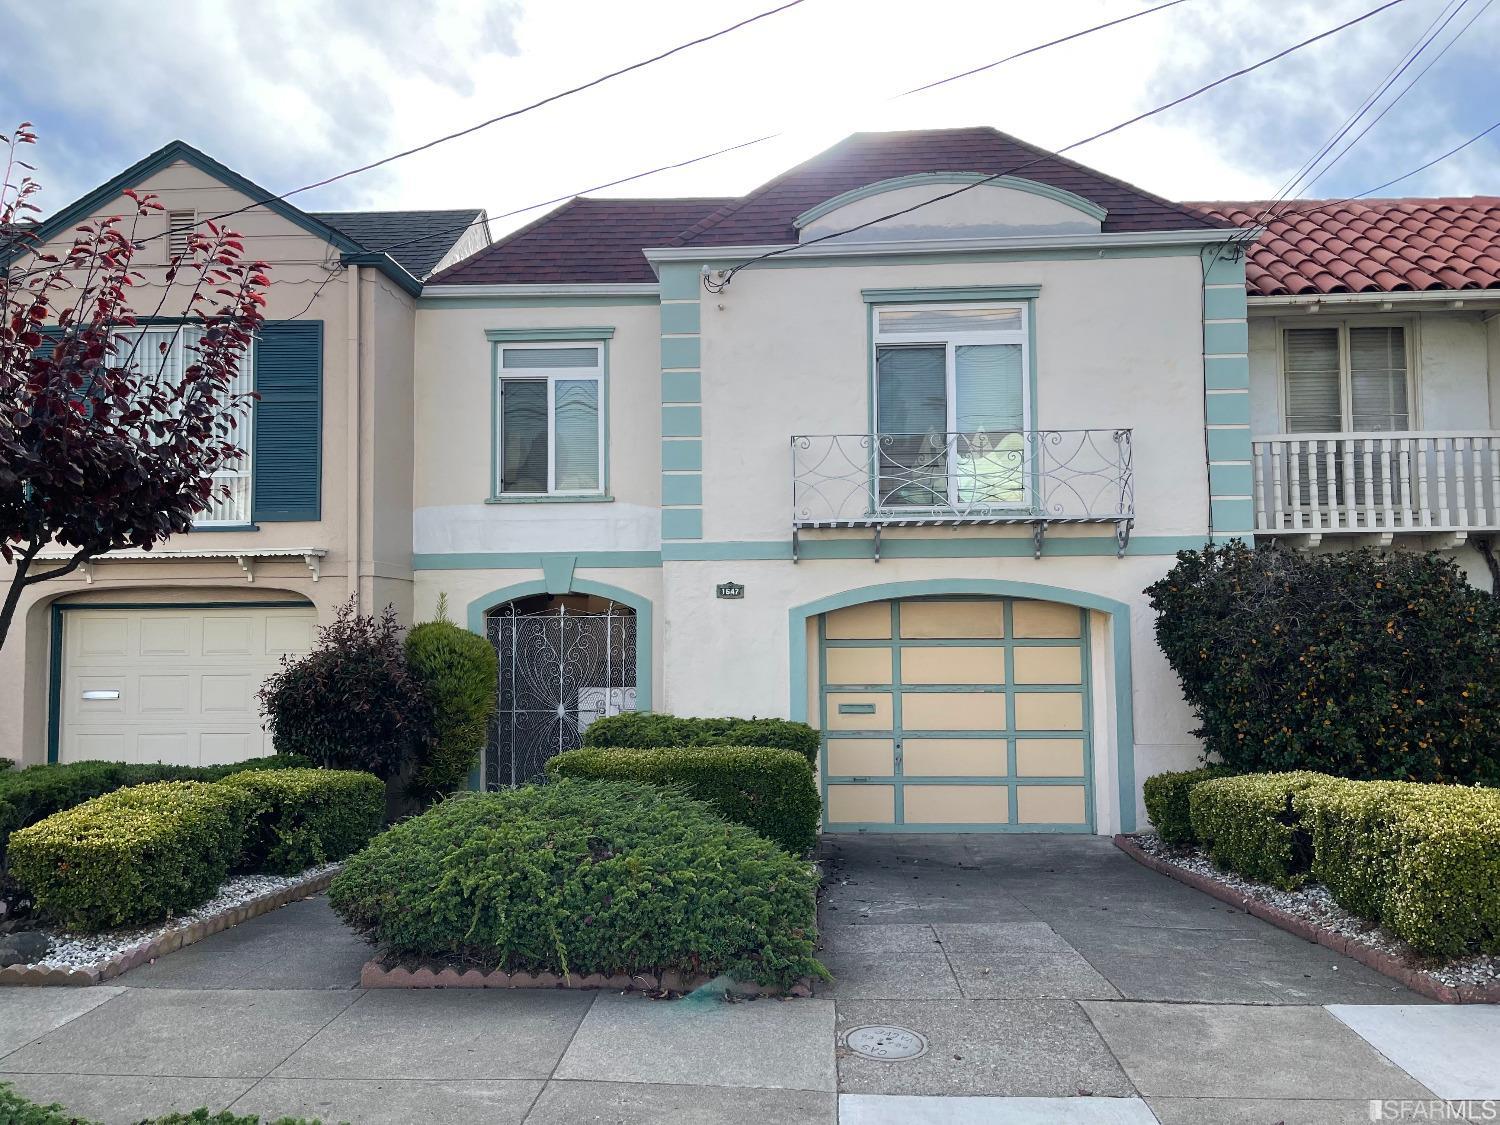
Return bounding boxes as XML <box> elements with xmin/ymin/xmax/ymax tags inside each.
<box><xmin>483</xmin><ymin>591</ymin><xmax>638</xmax><ymax>788</ymax></box>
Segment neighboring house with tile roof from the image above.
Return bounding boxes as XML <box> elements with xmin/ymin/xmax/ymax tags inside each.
<box><xmin>9</xmin><ymin>125</ymin><xmax>1500</xmax><ymax>844</ymax></box>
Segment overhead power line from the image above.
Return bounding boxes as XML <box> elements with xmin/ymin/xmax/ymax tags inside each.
<box><xmin>705</xmin><ymin>0</ymin><xmax>1409</xmax><ymax>290</ymax></box>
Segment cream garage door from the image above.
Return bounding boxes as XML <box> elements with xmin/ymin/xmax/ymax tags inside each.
<box><xmin>820</xmin><ymin>597</ymin><xmax>1092</xmax><ymax>831</ymax></box>
<box><xmin>58</xmin><ymin>605</ymin><xmax>317</xmax><ymax>767</ymax></box>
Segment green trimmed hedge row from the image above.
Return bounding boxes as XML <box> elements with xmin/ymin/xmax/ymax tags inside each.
<box><xmin>1184</xmin><ymin>771</ymin><xmax>1500</xmax><ymax>956</ymax></box>
<box><xmin>7</xmin><ymin>781</ymin><xmax>256</xmax><ymax>930</ymax></box>
<box><xmin>1142</xmin><ymin>765</ymin><xmax>1232</xmax><ymax>846</ymax></box>
<box><xmin>219</xmin><ymin>768</ymin><xmax>385</xmax><ymax>874</ymax></box>
<box><xmin>547</xmin><ymin>745</ymin><xmax>820</xmax><ymax>854</ymax></box>
<box><xmin>329</xmin><ymin>780</ymin><xmax>825</xmax><ymax>988</ymax></box>
<box><xmin>580</xmin><ymin>713</ymin><xmax>819</xmax><ymax>766</ymax></box>
<box><xmin>0</xmin><ymin>754</ymin><xmax>310</xmax><ymax>865</ymax></box>
<box><xmin>7</xmin><ymin>767</ymin><xmax>383</xmax><ymax>930</ymax></box>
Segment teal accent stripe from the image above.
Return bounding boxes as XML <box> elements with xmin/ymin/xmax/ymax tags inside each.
<box><xmin>1205</xmin><ymin>355</ymin><xmax>1250</xmax><ymax>390</ymax></box>
<box><xmin>661</xmin><ymin>508</ymin><xmax>703</xmax><ymax>540</ymax></box>
<box><xmin>658</xmin><ymin>265</ymin><xmax>702</xmax><ymax>301</ymax></box>
<box><xmin>660</xmin><ymin>337</ymin><xmax>700</xmax><ymax>370</ymax></box>
<box><xmin>1204</xmin><ymin>320</ymin><xmax>1248</xmax><ymax>356</ymax></box>
<box><xmin>1208</xmin><ymin>463</ymin><xmax>1253</xmax><ymax>495</ymax></box>
<box><xmin>863</xmin><ymin>284</ymin><xmax>1041</xmax><ymax>304</ymax></box>
<box><xmin>661</xmin><ymin>533</ymin><xmax>1226</xmax><ymax>562</ymax></box>
<box><xmin>1203</xmin><ymin>286</ymin><xmax>1248</xmax><ymax>320</ymax></box>
<box><xmin>661</xmin><ymin>371</ymin><xmax>701</xmax><ymax>403</ymax></box>
<box><xmin>661</xmin><ymin>439</ymin><xmax>702</xmax><ymax>470</ymax></box>
<box><xmin>1207</xmin><ymin>427</ymin><xmax>1252</xmax><ymax>461</ymax></box>
<box><xmin>415</xmin><ymin>550</ymin><xmax>660</xmax><ymax>570</ymax></box>
<box><xmin>1205</xmin><ymin>392</ymin><xmax>1250</xmax><ymax>425</ymax></box>
<box><xmin>661</xmin><ymin>405</ymin><xmax>701</xmax><ymax>437</ymax></box>
<box><xmin>485</xmin><ymin>326</ymin><xmax>615</xmax><ymax>341</ymax></box>
<box><xmin>659</xmin><ymin>302</ymin><xmax>700</xmax><ymax>334</ymax></box>
<box><xmin>661</xmin><ymin>474</ymin><xmax>703</xmax><ymax>505</ymax></box>
<box><xmin>1203</xmin><ymin>254</ymin><xmax>1247</xmax><ymax>285</ymax></box>
<box><xmin>1211</xmin><ymin>497</ymin><xmax>1254</xmax><ymax>530</ymax></box>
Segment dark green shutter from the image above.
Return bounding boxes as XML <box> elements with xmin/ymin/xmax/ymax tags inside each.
<box><xmin>252</xmin><ymin>320</ymin><xmax>323</xmax><ymax>522</ymax></box>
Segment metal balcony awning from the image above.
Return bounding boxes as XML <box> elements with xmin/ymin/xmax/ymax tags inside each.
<box><xmin>34</xmin><ymin>547</ymin><xmax>327</xmax><ymax>584</ymax></box>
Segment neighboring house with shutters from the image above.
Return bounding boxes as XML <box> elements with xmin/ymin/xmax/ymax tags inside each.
<box><xmin>0</xmin><ymin>140</ymin><xmax>487</xmax><ymax>769</ymax></box>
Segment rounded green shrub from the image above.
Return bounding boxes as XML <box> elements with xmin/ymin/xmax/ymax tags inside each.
<box><xmin>1147</xmin><ymin>542</ymin><xmax>1500</xmax><ymax>784</ymax></box>
<box><xmin>404</xmin><ymin>602</ymin><xmax>498</xmax><ymax>798</ymax></box>
<box><xmin>582</xmin><ymin>712</ymin><xmax>819</xmax><ymax>766</ymax></box>
<box><xmin>218</xmin><ymin>768</ymin><xmax>385</xmax><ymax>874</ymax></box>
<box><xmin>547</xmin><ymin>745</ymin><xmax>820</xmax><ymax>853</ymax></box>
<box><xmin>1142</xmin><ymin>765</ymin><xmax>1233</xmax><ymax>847</ymax></box>
<box><xmin>328</xmin><ymin>780</ymin><xmax>826</xmax><ymax>987</ymax></box>
<box><xmin>258</xmin><ymin>600</ymin><xmax>433</xmax><ymax>779</ymax></box>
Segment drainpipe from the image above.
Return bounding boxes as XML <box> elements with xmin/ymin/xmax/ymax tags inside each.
<box><xmin>346</xmin><ymin>263</ymin><xmax>361</xmax><ymax>603</ymax></box>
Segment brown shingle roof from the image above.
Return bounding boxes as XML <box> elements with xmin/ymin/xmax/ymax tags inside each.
<box><xmin>428</xmin><ymin>197</ymin><xmax>732</xmax><ymax>285</ymax></box>
<box><xmin>1188</xmin><ymin>198</ymin><xmax>1500</xmax><ymax>297</ymax></box>
<box><xmin>672</xmin><ymin>127</ymin><xmax>1229</xmax><ymax>246</ymax></box>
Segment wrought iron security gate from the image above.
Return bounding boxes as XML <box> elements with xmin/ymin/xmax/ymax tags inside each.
<box><xmin>484</xmin><ymin>601</ymin><xmax>637</xmax><ymax>788</ymax></box>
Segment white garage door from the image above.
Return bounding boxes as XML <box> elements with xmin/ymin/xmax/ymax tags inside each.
<box><xmin>58</xmin><ymin>605</ymin><xmax>317</xmax><ymax>766</ymax></box>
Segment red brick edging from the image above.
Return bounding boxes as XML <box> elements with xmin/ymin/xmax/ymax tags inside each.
<box><xmin>360</xmin><ymin>959</ymin><xmax>813</xmax><ymax>998</ymax></box>
<box><xmin>1113</xmin><ymin>834</ymin><xmax>1500</xmax><ymax>1005</ymax></box>
<box><xmin>0</xmin><ymin>867</ymin><xmax>341</xmax><ymax>988</ymax></box>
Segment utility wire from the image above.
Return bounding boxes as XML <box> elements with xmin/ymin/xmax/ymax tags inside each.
<box><xmin>706</xmin><ymin>0</ymin><xmax>1408</xmax><ymax>290</ymax></box>
<box><xmin>345</xmin><ymin>0</ymin><xmax>1198</xmax><ymax>268</ymax></box>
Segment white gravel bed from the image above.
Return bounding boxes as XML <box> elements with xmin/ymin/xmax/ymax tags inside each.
<box><xmin>25</xmin><ymin>863</ymin><xmax>341</xmax><ymax>972</ymax></box>
<box><xmin>1133</xmin><ymin>833</ymin><xmax>1500</xmax><ymax>989</ymax></box>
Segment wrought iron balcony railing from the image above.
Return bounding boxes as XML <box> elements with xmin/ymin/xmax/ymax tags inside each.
<box><xmin>790</xmin><ymin>429</ymin><xmax>1135</xmax><ymax>558</ymax></box>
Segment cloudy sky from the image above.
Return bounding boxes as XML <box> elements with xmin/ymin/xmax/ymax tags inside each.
<box><xmin>3</xmin><ymin>0</ymin><xmax>1496</xmax><ymax>241</ymax></box>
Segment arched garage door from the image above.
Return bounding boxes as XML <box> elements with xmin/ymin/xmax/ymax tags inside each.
<box><xmin>819</xmin><ymin>597</ymin><xmax>1092</xmax><ymax>831</ymax></box>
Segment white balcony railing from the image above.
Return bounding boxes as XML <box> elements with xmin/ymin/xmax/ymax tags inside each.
<box><xmin>1252</xmin><ymin>431</ymin><xmax>1500</xmax><ymax>539</ymax></box>
<box><xmin>791</xmin><ymin>429</ymin><xmax>1135</xmax><ymax>557</ymax></box>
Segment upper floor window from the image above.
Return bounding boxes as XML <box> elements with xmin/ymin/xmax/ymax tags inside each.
<box><xmin>496</xmin><ymin>343</ymin><xmax>603</xmax><ymax>497</ymax></box>
<box><xmin>115</xmin><ymin>325</ymin><xmax>253</xmax><ymax>526</ymax></box>
<box><xmin>873</xmin><ymin>303</ymin><xmax>1029</xmax><ymax>508</ymax></box>
<box><xmin>1282</xmin><ymin>324</ymin><xmax>1410</xmax><ymax>434</ymax></box>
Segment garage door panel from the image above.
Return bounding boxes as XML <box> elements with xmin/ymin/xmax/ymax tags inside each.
<box><xmin>59</xmin><ymin>606</ymin><xmax>315</xmax><ymax>767</ymax></box>
<box><xmin>904</xmin><ymin>785</ymin><xmax>1008</xmax><ymax>824</ymax></box>
<box><xmin>900</xmin><ymin>646</ymin><xmax>1004</xmax><ymax>685</ymax></box>
<box><xmin>903</xmin><ymin>738</ymin><xmax>1007</xmax><ymax>777</ymax></box>
<box><xmin>901</xmin><ymin>691</ymin><xmax>1004</xmax><ymax>731</ymax></box>
<box><xmin>821</xmin><ymin>595</ymin><xmax>1093</xmax><ymax>831</ymax></box>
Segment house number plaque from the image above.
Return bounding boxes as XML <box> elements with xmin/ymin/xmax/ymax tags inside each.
<box><xmin>716</xmin><ymin>581</ymin><xmax>745</xmax><ymax>600</ymax></box>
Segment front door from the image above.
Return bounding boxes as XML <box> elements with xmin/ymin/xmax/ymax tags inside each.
<box><xmin>819</xmin><ymin>597</ymin><xmax>1092</xmax><ymax>831</ymax></box>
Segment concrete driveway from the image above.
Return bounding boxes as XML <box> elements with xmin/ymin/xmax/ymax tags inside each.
<box><xmin>0</xmin><ymin>835</ymin><xmax>1495</xmax><ymax>1125</ymax></box>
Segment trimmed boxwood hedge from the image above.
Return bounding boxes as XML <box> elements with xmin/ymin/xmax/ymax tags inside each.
<box><xmin>0</xmin><ymin>754</ymin><xmax>310</xmax><ymax>866</ymax></box>
<box><xmin>1142</xmin><ymin>765</ymin><xmax>1233</xmax><ymax>847</ymax></box>
<box><xmin>580</xmin><ymin>713</ymin><xmax>819</xmax><ymax>766</ymax></box>
<box><xmin>547</xmin><ymin>745</ymin><xmax>820</xmax><ymax>854</ymax></box>
<box><xmin>0</xmin><ymin>1082</ymin><xmax>325</xmax><ymax>1124</ymax></box>
<box><xmin>218</xmin><ymin>768</ymin><xmax>385</xmax><ymax>874</ymax></box>
<box><xmin>328</xmin><ymin>780</ymin><xmax>826</xmax><ymax>988</ymax></box>
<box><xmin>7</xmin><ymin>781</ymin><xmax>257</xmax><ymax>930</ymax></box>
<box><xmin>1186</xmin><ymin>770</ymin><xmax>1500</xmax><ymax>956</ymax></box>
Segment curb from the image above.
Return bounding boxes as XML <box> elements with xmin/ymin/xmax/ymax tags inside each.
<box><xmin>360</xmin><ymin>959</ymin><xmax>814</xmax><ymax>998</ymax></box>
<box><xmin>1112</xmin><ymin>835</ymin><xmax>1499</xmax><ymax>1005</ymax></box>
<box><xmin>0</xmin><ymin>867</ymin><xmax>341</xmax><ymax>988</ymax></box>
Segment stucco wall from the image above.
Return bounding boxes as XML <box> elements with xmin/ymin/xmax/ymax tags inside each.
<box><xmin>695</xmin><ymin>252</ymin><xmax>1210</xmax><ymax>543</ymax></box>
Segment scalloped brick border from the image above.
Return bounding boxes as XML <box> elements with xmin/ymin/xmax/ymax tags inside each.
<box><xmin>0</xmin><ymin>867</ymin><xmax>341</xmax><ymax>988</ymax></box>
<box><xmin>1114</xmin><ymin>835</ymin><xmax>1500</xmax><ymax>1005</ymax></box>
<box><xmin>360</xmin><ymin>960</ymin><xmax>813</xmax><ymax>998</ymax></box>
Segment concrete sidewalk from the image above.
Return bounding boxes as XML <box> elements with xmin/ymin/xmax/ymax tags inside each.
<box><xmin>0</xmin><ymin>836</ymin><xmax>1494</xmax><ymax>1124</ymax></box>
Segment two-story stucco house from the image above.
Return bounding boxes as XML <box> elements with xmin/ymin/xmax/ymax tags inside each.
<box><xmin>8</xmin><ymin>127</ymin><xmax>1500</xmax><ymax>840</ymax></box>
<box><xmin>0</xmin><ymin>141</ymin><xmax>488</xmax><ymax>770</ymax></box>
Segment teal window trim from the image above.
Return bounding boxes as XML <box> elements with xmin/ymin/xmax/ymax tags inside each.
<box><xmin>789</xmin><ymin>578</ymin><xmax>1137</xmax><ymax>833</ymax></box>
<box><xmin>45</xmin><ymin>599</ymin><xmax>311</xmax><ymax>765</ymax></box>
<box><xmin>862</xmin><ymin>285</ymin><xmax>1041</xmax><ymax>304</ymax></box>
<box><xmin>489</xmin><ymin>333</ymin><xmax>612</xmax><ymax>501</ymax></box>
<box><xmin>485</xmin><ymin>327</ymin><xmax>616</xmax><ymax>342</ymax></box>
<box><xmin>794</xmin><ymin>173</ymin><xmax>1108</xmax><ymax>229</ymax></box>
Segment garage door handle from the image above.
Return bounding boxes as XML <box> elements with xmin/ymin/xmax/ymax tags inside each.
<box><xmin>81</xmin><ymin>690</ymin><xmax>120</xmax><ymax>701</ymax></box>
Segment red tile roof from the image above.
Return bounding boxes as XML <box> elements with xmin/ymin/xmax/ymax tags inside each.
<box><xmin>673</xmin><ymin>127</ymin><xmax>1228</xmax><ymax>246</ymax></box>
<box><xmin>429</xmin><ymin>197</ymin><xmax>732</xmax><ymax>285</ymax></box>
<box><xmin>1188</xmin><ymin>198</ymin><xmax>1500</xmax><ymax>297</ymax></box>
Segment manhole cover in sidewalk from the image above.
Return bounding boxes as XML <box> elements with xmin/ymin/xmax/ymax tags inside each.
<box><xmin>843</xmin><ymin>1025</ymin><xmax>929</xmax><ymax>1061</ymax></box>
